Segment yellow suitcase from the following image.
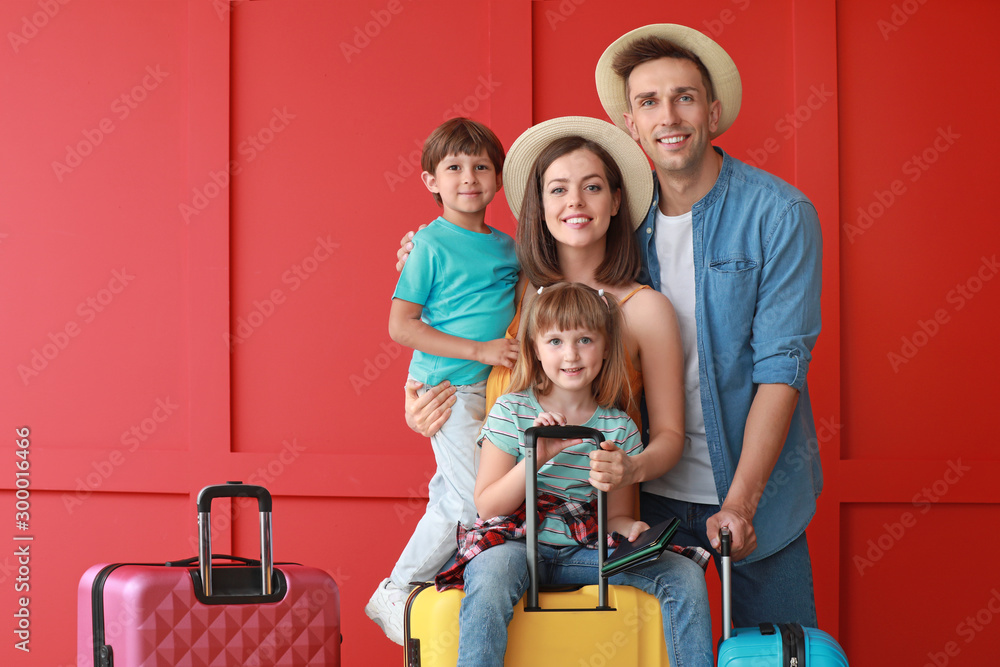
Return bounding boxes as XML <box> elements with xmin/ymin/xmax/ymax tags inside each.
<box><xmin>403</xmin><ymin>426</ymin><xmax>671</xmax><ymax>666</ymax></box>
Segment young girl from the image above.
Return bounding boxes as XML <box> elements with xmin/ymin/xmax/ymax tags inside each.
<box><xmin>440</xmin><ymin>282</ymin><xmax>713</xmax><ymax>667</ymax></box>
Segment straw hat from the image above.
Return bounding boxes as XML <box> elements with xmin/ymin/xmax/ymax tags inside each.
<box><xmin>503</xmin><ymin>116</ymin><xmax>653</xmax><ymax>230</ymax></box>
<box><xmin>595</xmin><ymin>23</ymin><xmax>742</xmax><ymax>138</ymax></box>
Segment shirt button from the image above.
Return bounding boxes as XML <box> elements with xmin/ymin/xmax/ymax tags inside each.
<box><xmin>646</xmin><ymin>228</ymin><xmax>652</xmax><ymax>234</ymax></box>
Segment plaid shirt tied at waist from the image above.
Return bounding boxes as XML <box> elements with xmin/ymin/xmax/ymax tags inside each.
<box><xmin>435</xmin><ymin>492</ymin><xmax>710</xmax><ymax>591</ymax></box>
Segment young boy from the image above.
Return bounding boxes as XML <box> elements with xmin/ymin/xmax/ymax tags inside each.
<box><xmin>366</xmin><ymin>118</ymin><xmax>520</xmax><ymax>645</ymax></box>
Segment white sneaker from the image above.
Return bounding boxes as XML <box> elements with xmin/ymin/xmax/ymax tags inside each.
<box><xmin>365</xmin><ymin>578</ymin><xmax>409</xmax><ymax>646</ymax></box>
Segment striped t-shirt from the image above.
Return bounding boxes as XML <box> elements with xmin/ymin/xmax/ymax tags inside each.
<box><xmin>477</xmin><ymin>389</ymin><xmax>643</xmax><ymax>547</ymax></box>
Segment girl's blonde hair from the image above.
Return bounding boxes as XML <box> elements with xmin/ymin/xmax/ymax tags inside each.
<box><xmin>509</xmin><ymin>282</ymin><xmax>631</xmax><ymax>412</ymax></box>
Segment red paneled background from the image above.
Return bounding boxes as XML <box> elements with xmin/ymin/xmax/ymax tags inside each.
<box><xmin>1</xmin><ymin>1</ymin><xmax>997</xmax><ymax>666</ymax></box>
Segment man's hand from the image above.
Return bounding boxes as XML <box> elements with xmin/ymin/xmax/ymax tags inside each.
<box><xmin>403</xmin><ymin>378</ymin><xmax>457</xmax><ymax>438</ymax></box>
<box><xmin>706</xmin><ymin>503</ymin><xmax>757</xmax><ymax>561</ymax></box>
<box><xmin>477</xmin><ymin>338</ymin><xmax>519</xmax><ymax>369</ymax></box>
<box><xmin>589</xmin><ymin>440</ymin><xmax>638</xmax><ymax>492</ymax></box>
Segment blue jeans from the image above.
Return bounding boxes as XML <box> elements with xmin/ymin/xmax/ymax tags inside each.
<box><xmin>640</xmin><ymin>493</ymin><xmax>817</xmax><ymax>628</ymax></box>
<box><xmin>456</xmin><ymin>539</ymin><xmax>713</xmax><ymax>667</ymax></box>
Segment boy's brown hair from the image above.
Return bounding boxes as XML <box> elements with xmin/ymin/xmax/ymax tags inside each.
<box><xmin>509</xmin><ymin>282</ymin><xmax>632</xmax><ymax>413</ymax></box>
<box><xmin>612</xmin><ymin>35</ymin><xmax>716</xmax><ymax>106</ymax></box>
<box><xmin>515</xmin><ymin>136</ymin><xmax>641</xmax><ymax>288</ymax></box>
<box><xmin>421</xmin><ymin>118</ymin><xmax>505</xmax><ymax>207</ymax></box>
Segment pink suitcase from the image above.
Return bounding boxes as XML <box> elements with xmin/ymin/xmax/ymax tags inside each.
<box><xmin>78</xmin><ymin>483</ymin><xmax>341</xmax><ymax>666</ymax></box>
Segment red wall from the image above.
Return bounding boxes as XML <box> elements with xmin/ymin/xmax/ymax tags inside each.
<box><xmin>1</xmin><ymin>1</ymin><xmax>998</xmax><ymax>666</ymax></box>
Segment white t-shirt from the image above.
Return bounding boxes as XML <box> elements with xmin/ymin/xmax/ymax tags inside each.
<box><xmin>642</xmin><ymin>209</ymin><xmax>719</xmax><ymax>504</ymax></box>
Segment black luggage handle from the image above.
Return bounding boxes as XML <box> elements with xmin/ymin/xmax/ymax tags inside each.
<box><xmin>165</xmin><ymin>554</ymin><xmax>260</xmax><ymax>568</ymax></box>
<box><xmin>197</xmin><ymin>483</ymin><xmax>272</xmax><ymax>512</ymax></box>
<box><xmin>196</xmin><ymin>482</ymin><xmax>273</xmax><ymax>597</ymax></box>
<box><xmin>720</xmin><ymin>527</ymin><xmax>733</xmax><ymax>640</ymax></box>
<box><xmin>523</xmin><ymin>426</ymin><xmax>610</xmax><ymax>611</ymax></box>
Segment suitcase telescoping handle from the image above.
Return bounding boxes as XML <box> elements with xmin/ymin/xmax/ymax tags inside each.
<box><xmin>524</xmin><ymin>426</ymin><xmax>610</xmax><ymax>611</ymax></box>
<box><xmin>720</xmin><ymin>526</ymin><xmax>733</xmax><ymax>641</ymax></box>
<box><xmin>196</xmin><ymin>482</ymin><xmax>274</xmax><ymax>598</ymax></box>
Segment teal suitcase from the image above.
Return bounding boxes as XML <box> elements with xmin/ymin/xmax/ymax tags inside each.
<box><xmin>716</xmin><ymin>528</ymin><xmax>849</xmax><ymax>666</ymax></box>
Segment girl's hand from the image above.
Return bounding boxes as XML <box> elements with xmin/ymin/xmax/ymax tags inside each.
<box><xmin>404</xmin><ymin>379</ymin><xmax>457</xmax><ymax>437</ymax></box>
<box><xmin>621</xmin><ymin>520</ymin><xmax>651</xmax><ymax>543</ymax></box>
<box><xmin>589</xmin><ymin>440</ymin><xmax>639</xmax><ymax>492</ymax></box>
<box><xmin>532</xmin><ymin>412</ymin><xmax>582</xmax><ymax>464</ymax></box>
<box><xmin>477</xmin><ymin>338</ymin><xmax>519</xmax><ymax>369</ymax></box>
<box><xmin>533</xmin><ymin>411</ymin><xmax>566</xmax><ymax>427</ymax></box>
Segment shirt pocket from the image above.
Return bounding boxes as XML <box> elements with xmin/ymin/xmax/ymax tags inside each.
<box><xmin>708</xmin><ymin>254</ymin><xmax>758</xmax><ymax>273</ymax></box>
<box><xmin>706</xmin><ymin>254</ymin><xmax>760</xmax><ymax>337</ymax></box>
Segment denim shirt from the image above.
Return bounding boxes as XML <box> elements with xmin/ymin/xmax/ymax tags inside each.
<box><xmin>636</xmin><ymin>147</ymin><xmax>823</xmax><ymax>563</ymax></box>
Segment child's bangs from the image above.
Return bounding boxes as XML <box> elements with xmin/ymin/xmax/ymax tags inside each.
<box><xmin>445</xmin><ymin>129</ymin><xmax>505</xmax><ymax>171</ymax></box>
<box><xmin>534</xmin><ymin>288</ymin><xmax>604</xmax><ymax>335</ymax></box>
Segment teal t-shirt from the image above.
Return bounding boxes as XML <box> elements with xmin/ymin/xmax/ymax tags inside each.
<box><xmin>393</xmin><ymin>217</ymin><xmax>518</xmax><ymax>385</ymax></box>
<box><xmin>478</xmin><ymin>389</ymin><xmax>643</xmax><ymax>547</ymax></box>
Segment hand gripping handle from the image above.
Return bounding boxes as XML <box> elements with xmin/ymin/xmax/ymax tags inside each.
<box><xmin>196</xmin><ymin>482</ymin><xmax>273</xmax><ymax>597</ymax></box>
<box><xmin>523</xmin><ymin>426</ymin><xmax>608</xmax><ymax>611</ymax></box>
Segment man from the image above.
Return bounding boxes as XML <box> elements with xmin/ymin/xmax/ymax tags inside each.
<box><xmin>591</xmin><ymin>24</ymin><xmax>823</xmax><ymax>627</ymax></box>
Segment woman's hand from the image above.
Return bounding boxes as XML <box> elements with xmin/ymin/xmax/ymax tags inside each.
<box><xmin>589</xmin><ymin>440</ymin><xmax>640</xmax><ymax>492</ymax></box>
<box><xmin>403</xmin><ymin>378</ymin><xmax>457</xmax><ymax>437</ymax></box>
<box><xmin>477</xmin><ymin>338</ymin><xmax>519</xmax><ymax>369</ymax></box>
<box><xmin>395</xmin><ymin>226</ymin><xmax>427</xmax><ymax>272</ymax></box>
